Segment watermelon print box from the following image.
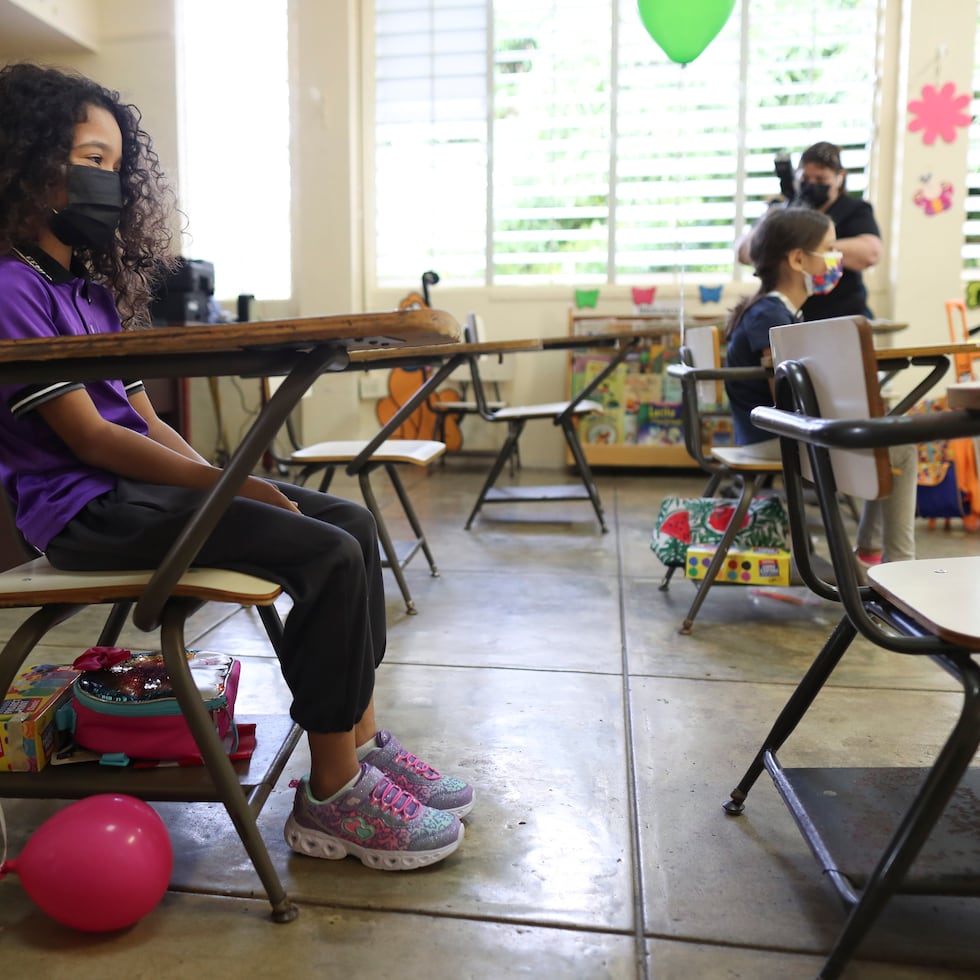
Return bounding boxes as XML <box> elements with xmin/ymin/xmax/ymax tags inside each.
<box><xmin>650</xmin><ymin>495</ymin><xmax>789</xmax><ymax>568</ymax></box>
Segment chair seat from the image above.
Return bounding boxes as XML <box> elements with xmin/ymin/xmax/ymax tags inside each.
<box><xmin>868</xmin><ymin>556</ymin><xmax>980</xmax><ymax>648</ymax></box>
<box><xmin>711</xmin><ymin>446</ymin><xmax>784</xmax><ymax>471</ymax></box>
<box><xmin>0</xmin><ymin>556</ymin><xmax>282</xmax><ymax>607</ymax></box>
<box><xmin>284</xmin><ymin>437</ymin><xmax>444</xmax><ymax>614</ymax></box>
<box><xmin>492</xmin><ymin>399</ymin><xmax>601</xmax><ymax>421</ymax></box>
<box><xmin>290</xmin><ymin>438</ymin><xmax>446</xmax><ymax>466</ymax></box>
<box><xmin>430</xmin><ymin>400</ymin><xmax>505</xmax><ymax>412</ymax></box>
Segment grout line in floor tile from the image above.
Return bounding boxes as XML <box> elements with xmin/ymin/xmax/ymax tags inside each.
<box><xmin>624</xmin><ymin>670</ymin><xmax>963</xmax><ymax>696</ymax></box>
<box><xmin>612</xmin><ymin>487</ymin><xmax>652</xmax><ymax>980</ymax></box>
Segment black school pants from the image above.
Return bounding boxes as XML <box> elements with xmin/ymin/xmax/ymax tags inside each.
<box><xmin>45</xmin><ymin>478</ymin><xmax>386</xmax><ymax>733</ymax></box>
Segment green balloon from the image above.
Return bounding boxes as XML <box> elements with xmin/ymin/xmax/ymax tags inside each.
<box><xmin>636</xmin><ymin>0</ymin><xmax>736</xmax><ymax>65</ymax></box>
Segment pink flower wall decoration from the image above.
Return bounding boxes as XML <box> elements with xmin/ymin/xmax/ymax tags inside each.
<box><xmin>907</xmin><ymin>82</ymin><xmax>972</xmax><ymax>145</ymax></box>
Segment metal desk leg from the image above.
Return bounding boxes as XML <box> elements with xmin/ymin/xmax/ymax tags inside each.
<box><xmin>159</xmin><ymin>601</ymin><xmax>298</xmax><ymax>923</ymax></box>
<box><xmin>723</xmin><ymin>615</ymin><xmax>857</xmax><ymax>814</ymax></box>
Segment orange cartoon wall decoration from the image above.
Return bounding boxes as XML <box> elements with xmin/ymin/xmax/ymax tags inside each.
<box><xmin>376</xmin><ymin>272</ymin><xmax>463</xmax><ymax>449</ymax></box>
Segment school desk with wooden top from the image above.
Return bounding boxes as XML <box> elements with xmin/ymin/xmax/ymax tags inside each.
<box><xmin>873</xmin><ymin>340</ymin><xmax>980</xmax><ymax>414</ymax></box>
<box><xmin>0</xmin><ymin>308</ymin><xmax>460</xmax><ymax>920</ymax></box>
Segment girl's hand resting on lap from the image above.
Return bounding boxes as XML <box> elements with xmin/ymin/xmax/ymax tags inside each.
<box><xmin>242</xmin><ymin>476</ymin><xmax>302</xmax><ymax>514</ymax></box>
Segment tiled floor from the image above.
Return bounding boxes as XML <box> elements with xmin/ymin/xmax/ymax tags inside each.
<box><xmin>1</xmin><ymin>461</ymin><xmax>980</xmax><ymax>979</ymax></box>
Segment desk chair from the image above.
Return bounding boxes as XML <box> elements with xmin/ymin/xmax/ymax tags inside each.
<box><xmin>666</xmin><ymin>325</ymin><xmax>784</xmax><ymax>634</ymax></box>
<box><xmin>0</xmin><ymin>493</ymin><xmax>301</xmax><ymax>923</ymax></box>
<box><xmin>461</xmin><ymin>319</ymin><xmax>607</xmax><ymax>531</ymax></box>
<box><xmin>263</xmin><ymin>380</ymin><xmax>444</xmax><ymax>615</ymax></box>
<box><xmin>429</xmin><ymin>314</ymin><xmax>509</xmax><ymax>462</ymax></box>
<box><xmin>722</xmin><ymin>316</ymin><xmax>980</xmax><ymax>980</ymax></box>
<box><xmin>945</xmin><ymin>298</ymin><xmax>980</xmax><ymax>382</ymax></box>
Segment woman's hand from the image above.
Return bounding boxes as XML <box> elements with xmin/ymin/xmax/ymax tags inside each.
<box><xmin>241</xmin><ymin>476</ymin><xmax>302</xmax><ymax>513</ymax></box>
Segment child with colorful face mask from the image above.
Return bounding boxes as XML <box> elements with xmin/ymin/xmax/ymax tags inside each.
<box><xmin>724</xmin><ymin>206</ymin><xmax>838</xmax><ymax>456</ymax></box>
<box><xmin>724</xmin><ymin>206</ymin><xmax>916</xmax><ymax>567</ymax></box>
<box><xmin>792</xmin><ymin>143</ymin><xmax>896</xmax><ymax>563</ymax></box>
<box><xmin>0</xmin><ymin>62</ymin><xmax>471</xmax><ymax>872</ymax></box>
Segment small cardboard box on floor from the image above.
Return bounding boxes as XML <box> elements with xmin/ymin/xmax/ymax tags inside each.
<box><xmin>0</xmin><ymin>663</ymin><xmax>78</xmax><ymax>771</ymax></box>
<box><xmin>685</xmin><ymin>545</ymin><xmax>792</xmax><ymax>587</ymax></box>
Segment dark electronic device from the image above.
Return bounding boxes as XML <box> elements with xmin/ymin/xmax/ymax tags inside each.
<box><xmin>150</xmin><ymin>258</ymin><xmax>215</xmax><ymax>324</ymax></box>
<box><xmin>774</xmin><ymin>151</ymin><xmax>796</xmax><ymax>201</ymax></box>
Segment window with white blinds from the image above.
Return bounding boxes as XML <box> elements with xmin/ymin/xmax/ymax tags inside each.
<box><xmin>372</xmin><ymin>0</ymin><xmax>880</xmax><ymax>289</ymax></box>
<box><xmin>374</xmin><ymin>0</ymin><xmax>490</xmax><ymax>286</ymax></box>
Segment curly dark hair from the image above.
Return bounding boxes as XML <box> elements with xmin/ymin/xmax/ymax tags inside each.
<box><xmin>0</xmin><ymin>62</ymin><xmax>177</xmax><ymax>327</ymax></box>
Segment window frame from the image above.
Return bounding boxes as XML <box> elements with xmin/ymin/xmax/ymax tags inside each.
<box><xmin>363</xmin><ymin>0</ymin><xmax>883</xmax><ymax>292</ymax></box>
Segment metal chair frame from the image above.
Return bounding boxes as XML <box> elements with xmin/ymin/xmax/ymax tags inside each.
<box><xmin>0</xmin><ymin>503</ymin><xmax>301</xmax><ymax>923</ymax></box>
<box><xmin>264</xmin><ymin>384</ymin><xmax>443</xmax><ymax>615</ymax></box>
<box><xmin>460</xmin><ymin>320</ymin><xmax>608</xmax><ymax>532</ymax></box>
<box><xmin>666</xmin><ymin>327</ymin><xmax>784</xmax><ymax>633</ymax></box>
<box><xmin>722</xmin><ymin>317</ymin><xmax>980</xmax><ymax>979</ymax></box>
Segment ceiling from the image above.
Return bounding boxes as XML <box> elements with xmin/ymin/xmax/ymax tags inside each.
<box><xmin>0</xmin><ymin>0</ymin><xmax>96</xmax><ymax>57</ymax></box>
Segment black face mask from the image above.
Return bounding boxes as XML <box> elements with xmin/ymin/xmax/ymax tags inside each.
<box><xmin>49</xmin><ymin>165</ymin><xmax>123</xmax><ymax>250</ymax></box>
<box><xmin>797</xmin><ymin>181</ymin><xmax>831</xmax><ymax>209</ymax></box>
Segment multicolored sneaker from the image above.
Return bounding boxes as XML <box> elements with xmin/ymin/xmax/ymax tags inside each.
<box><xmin>283</xmin><ymin>763</ymin><xmax>463</xmax><ymax>871</ymax></box>
<box><xmin>360</xmin><ymin>730</ymin><xmax>474</xmax><ymax>818</ymax></box>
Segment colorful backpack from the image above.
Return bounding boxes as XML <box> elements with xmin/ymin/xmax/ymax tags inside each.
<box><xmin>913</xmin><ymin>397</ymin><xmax>980</xmax><ymax>531</ymax></box>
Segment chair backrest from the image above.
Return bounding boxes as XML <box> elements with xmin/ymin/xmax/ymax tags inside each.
<box><xmin>462</xmin><ymin>313</ymin><xmax>502</xmax><ymax>419</ymax></box>
<box><xmin>769</xmin><ymin>315</ymin><xmax>891</xmax><ymax>501</ymax></box>
<box><xmin>684</xmin><ymin>325</ymin><xmax>723</xmax><ymax>409</ymax></box>
<box><xmin>673</xmin><ymin>325</ymin><xmax>724</xmax><ymax>470</ymax></box>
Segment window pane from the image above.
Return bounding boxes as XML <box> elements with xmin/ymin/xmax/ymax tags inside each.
<box><xmin>374</xmin><ymin>0</ymin><xmax>489</xmax><ymax>288</ymax></box>
<box><xmin>742</xmin><ymin>0</ymin><xmax>877</xmax><ymax>221</ymax></box>
<box><xmin>493</xmin><ymin>0</ymin><xmax>612</xmax><ymax>285</ymax></box>
<box><xmin>372</xmin><ymin>0</ymin><xmax>880</xmax><ymax>289</ymax></box>
<box><xmin>616</xmin><ymin>2</ymin><xmax>741</xmax><ymax>281</ymax></box>
<box><xmin>176</xmin><ymin>0</ymin><xmax>291</xmax><ymax>300</ymax></box>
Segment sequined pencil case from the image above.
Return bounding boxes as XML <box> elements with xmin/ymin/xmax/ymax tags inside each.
<box><xmin>67</xmin><ymin>646</ymin><xmax>240</xmax><ymax>763</ymax></box>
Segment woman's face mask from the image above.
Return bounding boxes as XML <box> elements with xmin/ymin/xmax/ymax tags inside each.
<box><xmin>803</xmin><ymin>249</ymin><xmax>844</xmax><ymax>297</ymax></box>
<box><xmin>797</xmin><ymin>181</ymin><xmax>831</xmax><ymax>209</ymax></box>
<box><xmin>49</xmin><ymin>165</ymin><xmax>123</xmax><ymax>250</ymax></box>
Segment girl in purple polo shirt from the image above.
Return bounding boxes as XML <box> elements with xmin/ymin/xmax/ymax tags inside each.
<box><xmin>0</xmin><ymin>62</ymin><xmax>472</xmax><ymax>870</ymax></box>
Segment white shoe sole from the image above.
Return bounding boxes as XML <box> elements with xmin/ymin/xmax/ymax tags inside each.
<box><xmin>445</xmin><ymin>794</ymin><xmax>474</xmax><ymax>819</ymax></box>
<box><xmin>283</xmin><ymin>815</ymin><xmax>463</xmax><ymax>870</ymax></box>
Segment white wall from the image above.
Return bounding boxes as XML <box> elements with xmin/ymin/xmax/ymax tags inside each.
<box><xmin>885</xmin><ymin>0</ymin><xmax>976</xmax><ymax>348</ymax></box>
<box><xmin>0</xmin><ymin>3</ymin><xmax>180</xmax><ymax>178</ymax></box>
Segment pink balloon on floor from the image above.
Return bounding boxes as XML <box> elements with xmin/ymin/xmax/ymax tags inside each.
<box><xmin>0</xmin><ymin>794</ymin><xmax>173</xmax><ymax>931</ymax></box>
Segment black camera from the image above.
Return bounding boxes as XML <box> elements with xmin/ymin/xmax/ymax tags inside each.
<box><xmin>150</xmin><ymin>257</ymin><xmax>215</xmax><ymax>325</ymax></box>
<box><xmin>774</xmin><ymin>151</ymin><xmax>796</xmax><ymax>201</ymax></box>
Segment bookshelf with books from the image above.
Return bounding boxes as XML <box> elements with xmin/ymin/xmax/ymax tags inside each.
<box><xmin>566</xmin><ymin>310</ymin><xmax>731</xmax><ymax>468</ymax></box>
